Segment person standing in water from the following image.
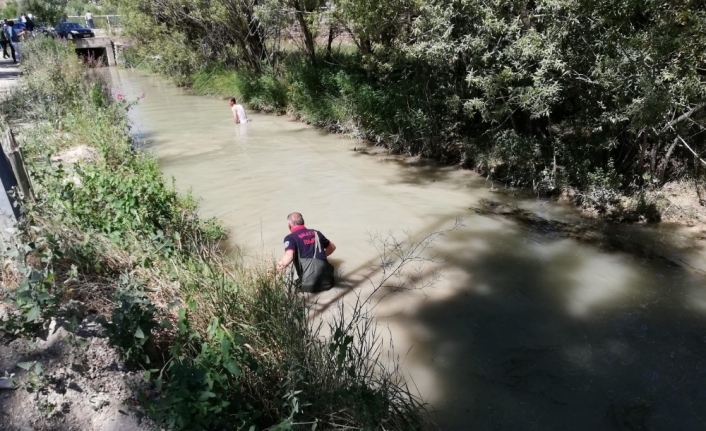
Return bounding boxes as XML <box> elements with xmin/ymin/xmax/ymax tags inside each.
<box><xmin>229</xmin><ymin>97</ymin><xmax>248</xmax><ymax>124</ymax></box>
<box><xmin>277</xmin><ymin>212</ymin><xmax>336</xmax><ymax>292</ymax></box>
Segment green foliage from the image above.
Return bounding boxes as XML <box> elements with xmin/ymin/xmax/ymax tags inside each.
<box><xmin>18</xmin><ymin>0</ymin><xmax>65</xmax><ymax>24</ymax></box>
<box><xmin>65</xmin><ymin>0</ymin><xmax>114</xmax><ymax>17</ymax></box>
<box><xmin>332</xmin><ymin>0</ymin><xmax>419</xmax><ymax>55</ymax></box>
<box><xmin>0</xmin><ymin>1</ymin><xmax>19</xmax><ymax>19</ymax></box>
<box><xmin>116</xmin><ymin>0</ymin><xmax>706</xmax><ymax>195</ymax></box>
<box><xmin>100</xmin><ymin>278</ymin><xmax>158</xmax><ymax>365</ymax></box>
<box><xmin>18</xmin><ymin>360</ymin><xmax>47</xmax><ymax>391</ymax></box>
<box><xmin>238</xmin><ymin>69</ymin><xmax>290</xmax><ymax>112</ymax></box>
<box><xmin>56</xmin><ymin>161</ymin><xmax>179</xmax><ymax>235</ymax></box>
<box><xmin>143</xmin><ymin>312</ymin><xmax>258</xmax><ymax>430</ymax></box>
<box><xmin>0</xmin><ymin>269</ymin><xmax>57</xmax><ymax>336</ymax></box>
<box><xmin>116</xmin><ymin>45</ymin><xmax>141</xmax><ymax>68</ymax></box>
<box><xmin>1</xmin><ymin>237</ymin><xmax>60</xmax><ymax>337</ymax></box>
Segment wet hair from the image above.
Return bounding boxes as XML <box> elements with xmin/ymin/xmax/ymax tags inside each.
<box><xmin>228</xmin><ymin>97</ymin><xmax>236</xmax><ymax>104</ymax></box>
<box><xmin>287</xmin><ymin>212</ymin><xmax>305</xmax><ymax>226</ymax></box>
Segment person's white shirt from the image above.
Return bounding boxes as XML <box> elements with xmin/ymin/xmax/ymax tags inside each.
<box><xmin>20</xmin><ymin>15</ymin><xmax>26</xmax><ymax>23</ymax></box>
<box><xmin>232</xmin><ymin>104</ymin><xmax>248</xmax><ymax>124</ymax></box>
<box><xmin>85</xmin><ymin>12</ymin><xmax>93</xmax><ymax>20</ymax></box>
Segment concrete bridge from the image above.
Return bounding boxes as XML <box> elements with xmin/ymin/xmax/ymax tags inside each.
<box><xmin>72</xmin><ymin>37</ymin><xmax>120</xmax><ymax>66</ymax></box>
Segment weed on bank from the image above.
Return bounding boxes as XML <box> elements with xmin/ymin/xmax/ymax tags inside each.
<box><xmin>0</xmin><ymin>38</ymin><xmax>430</xmax><ymax>430</ymax></box>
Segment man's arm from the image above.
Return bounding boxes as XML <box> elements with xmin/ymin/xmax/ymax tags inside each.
<box><xmin>277</xmin><ymin>249</ymin><xmax>294</xmax><ymax>272</ymax></box>
<box><xmin>233</xmin><ymin>109</ymin><xmax>239</xmax><ymax>124</ymax></box>
<box><xmin>324</xmin><ymin>241</ymin><xmax>336</xmax><ymax>256</ymax></box>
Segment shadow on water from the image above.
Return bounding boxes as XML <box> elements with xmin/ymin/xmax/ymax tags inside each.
<box><xmin>350</xmin><ymin>148</ymin><xmax>466</xmax><ymax>187</ymax></box>
<box><xmin>392</xmin><ymin>211</ymin><xmax>706</xmax><ymax>431</ymax></box>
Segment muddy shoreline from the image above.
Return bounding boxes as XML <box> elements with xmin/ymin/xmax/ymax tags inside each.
<box><xmin>471</xmin><ymin>199</ymin><xmax>706</xmax><ymax>277</ymax></box>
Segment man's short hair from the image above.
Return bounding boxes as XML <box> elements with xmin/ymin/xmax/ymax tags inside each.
<box><xmin>228</xmin><ymin>97</ymin><xmax>236</xmax><ymax>104</ymax></box>
<box><xmin>287</xmin><ymin>212</ymin><xmax>305</xmax><ymax>226</ymax></box>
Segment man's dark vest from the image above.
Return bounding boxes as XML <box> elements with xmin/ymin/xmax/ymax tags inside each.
<box><xmin>294</xmin><ymin>231</ymin><xmax>335</xmax><ymax>292</ymax></box>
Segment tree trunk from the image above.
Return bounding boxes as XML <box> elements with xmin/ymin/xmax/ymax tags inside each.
<box><xmin>326</xmin><ymin>23</ymin><xmax>336</xmax><ymax>61</ymax></box>
<box><xmin>657</xmin><ymin>137</ymin><xmax>679</xmax><ymax>184</ymax></box>
<box><xmin>637</xmin><ymin>133</ymin><xmax>646</xmax><ymax>174</ymax></box>
<box><xmin>223</xmin><ymin>0</ymin><xmax>267</xmax><ymax>72</ymax></box>
<box><xmin>292</xmin><ymin>0</ymin><xmax>317</xmax><ymax>66</ymax></box>
<box><xmin>519</xmin><ymin>3</ymin><xmax>532</xmax><ymax>30</ymax></box>
<box><xmin>649</xmin><ymin>142</ymin><xmax>658</xmax><ymax>177</ymax></box>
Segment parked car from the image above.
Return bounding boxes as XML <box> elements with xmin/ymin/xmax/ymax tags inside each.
<box><xmin>35</xmin><ymin>23</ymin><xmax>54</xmax><ymax>36</ymax></box>
<box><xmin>54</xmin><ymin>22</ymin><xmax>94</xmax><ymax>39</ymax></box>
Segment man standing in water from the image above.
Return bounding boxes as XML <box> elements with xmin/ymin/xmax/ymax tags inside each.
<box><xmin>229</xmin><ymin>97</ymin><xmax>248</xmax><ymax>124</ymax></box>
<box><xmin>277</xmin><ymin>212</ymin><xmax>336</xmax><ymax>292</ymax></box>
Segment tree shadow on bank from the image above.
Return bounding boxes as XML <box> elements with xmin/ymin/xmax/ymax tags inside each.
<box><xmin>393</xmin><ymin>212</ymin><xmax>706</xmax><ymax>431</ymax></box>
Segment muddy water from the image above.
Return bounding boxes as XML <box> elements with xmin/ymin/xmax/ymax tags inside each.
<box><xmin>108</xmin><ymin>68</ymin><xmax>706</xmax><ymax>430</ymax></box>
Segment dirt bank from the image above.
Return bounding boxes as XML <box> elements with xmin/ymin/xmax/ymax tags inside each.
<box><xmin>0</xmin><ymin>308</ymin><xmax>155</xmax><ymax>431</ymax></box>
<box><xmin>556</xmin><ymin>180</ymin><xmax>706</xmax><ymax>227</ymax></box>
<box><xmin>471</xmin><ymin>198</ymin><xmax>706</xmax><ymax>276</ymax></box>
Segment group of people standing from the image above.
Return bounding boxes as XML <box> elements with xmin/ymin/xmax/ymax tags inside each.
<box><xmin>1</xmin><ymin>11</ymin><xmax>102</xmax><ymax>65</ymax></box>
<box><xmin>1</xmin><ymin>12</ymin><xmax>38</xmax><ymax>64</ymax></box>
<box><xmin>18</xmin><ymin>13</ymin><xmax>36</xmax><ymax>34</ymax></box>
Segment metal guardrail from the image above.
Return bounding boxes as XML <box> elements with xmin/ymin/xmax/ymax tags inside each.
<box><xmin>66</xmin><ymin>15</ymin><xmax>121</xmax><ymax>31</ymax></box>
<box><xmin>1</xmin><ymin>128</ymin><xmax>34</xmax><ymax>248</ymax></box>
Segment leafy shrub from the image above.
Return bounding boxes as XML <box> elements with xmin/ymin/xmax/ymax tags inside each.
<box><xmin>144</xmin><ymin>311</ymin><xmax>261</xmax><ymax>429</ymax></box>
<box><xmin>0</xmin><ymin>252</ymin><xmax>58</xmax><ymax>336</ymax></box>
<box><xmin>100</xmin><ymin>277</ymin><xmax>158</xmax><ymax>365</ymax></box>
<box><xmin>235</xmin><ymin>68</ymin><xmax>289</xmax><ymax>112</ymax></box>
<box><xmin>57</xmin><ymin>161</ymin><xmax>180</xmax><ymax>235</ymax></box>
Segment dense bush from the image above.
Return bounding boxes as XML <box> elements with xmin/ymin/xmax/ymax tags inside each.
<box><xmin>116</xmin><ymin>0</ymin><xmax>706</xmax><ymax>197</ymax></box>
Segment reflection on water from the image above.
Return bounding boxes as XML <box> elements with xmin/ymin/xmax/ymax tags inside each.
<box><xmin>107</xmin><ymin>67</ymin><xmax>706</xmax><ymax>430</ymax></box>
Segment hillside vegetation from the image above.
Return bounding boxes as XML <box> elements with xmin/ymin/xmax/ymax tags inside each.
<box><xmin>114</xmin><ymin>0</ymin><xmax>706</xmax><ymax>218</ymax></box>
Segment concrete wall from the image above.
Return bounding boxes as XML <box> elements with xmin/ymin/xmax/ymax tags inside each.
<box><xmin>0</xmin><ymin>153</ymin><xmax>18</xmax><ymax>249</ymax></box>
<box><xmin>73</xmin><ymin>37</ymin><xmax>116</xmax><ymax>66</ymax></box>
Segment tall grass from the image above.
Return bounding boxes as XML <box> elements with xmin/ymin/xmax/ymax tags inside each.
<box><xmin>0</xmin><ymin>38</ymin><xmax>432</xmax><ymax>430</ymax></box>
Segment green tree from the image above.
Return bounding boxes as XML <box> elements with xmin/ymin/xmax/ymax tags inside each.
<box><xmin>115</xmin><ymin>0</ymin><xmax>706</xmax><ymax>190</ymax></box>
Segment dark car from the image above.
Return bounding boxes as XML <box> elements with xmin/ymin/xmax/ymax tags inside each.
<box><xmin>54</xmin><ymin>22</ymin><xmax>94</xmax><ymax>39</ymax></box>
<box><xmin>35</xmin><ymin>23</ymin><xmax>54</xmax><ymax>36</ymax></box>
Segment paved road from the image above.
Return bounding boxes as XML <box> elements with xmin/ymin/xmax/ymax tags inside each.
<box><xmin>0</xmin><ymin>57</ymin><xmax>19</xmax><ymax>95</ymax></box>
